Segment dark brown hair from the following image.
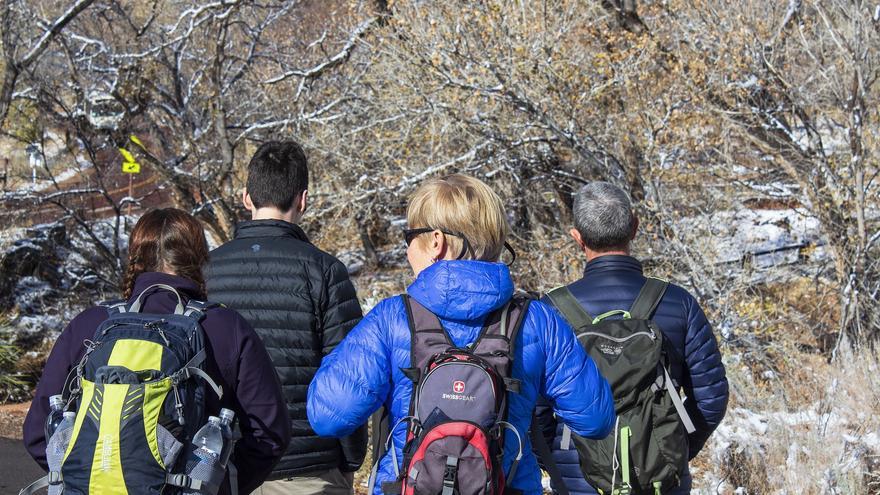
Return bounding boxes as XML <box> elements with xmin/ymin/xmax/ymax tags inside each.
<box><xmin>246</xmin><ymin>140</ymin><xmax>309</xmax><ymax>212</ymax></box>
<box><xmin>122</xmin><ymin>208</ymin><xmax>209</xmax><ymax>299</ymax></box>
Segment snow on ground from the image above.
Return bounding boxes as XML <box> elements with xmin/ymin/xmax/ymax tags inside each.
<box><xmin>30</xmin><ymin>158</ymin><xmax>93</xmax><ymax>192</ymax></box>
<box><xmin>1</xmin><ymin>218</ymin><xmax>133</xmax><ymax>343</ymax></box>
<box><xmin>692</xmin><ymin>344</ymin><xmax>880</xmax><ymax>494</ymax></box>
<box><xmin>681</xmin><ymin>208</ymin><xmax>824</xmax><ymax>266</ymax></box>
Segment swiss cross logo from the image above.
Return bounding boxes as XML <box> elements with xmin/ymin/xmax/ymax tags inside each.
<box><xmin>453</xmin><ymin>380</ymin><xmax>466</xmax><ymax>393</ymax></box>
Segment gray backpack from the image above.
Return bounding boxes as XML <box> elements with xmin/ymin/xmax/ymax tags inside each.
<box><xmin>542</xmin><ymin>278</ymin><xmax>696</xmax><ymax>495</ymax></box>
<box><xmin>378</xmin><ymin>294</ymin><xmax>530</xmax><ymax>495</ymax></box>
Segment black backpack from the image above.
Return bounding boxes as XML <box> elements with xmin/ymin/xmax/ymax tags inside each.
<box><xmin>540</xmin><ymin>278</ymin><xmax>696</xmax><ymax>495</ymax></box>
<box><xmin>376</xmin><ymin>294</ymin><xmax>530</xmax><ymax>495</ymax></box>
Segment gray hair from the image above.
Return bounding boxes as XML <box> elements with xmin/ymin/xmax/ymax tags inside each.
<box><xmin>572</xmin><ymin>181</ymin><xmax>635</xmax><ymax>250</ymax></box>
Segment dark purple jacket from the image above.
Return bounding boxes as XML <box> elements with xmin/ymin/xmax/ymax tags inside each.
<box><xmin>22</xmin><ymin>272</ymin><xmax>291</xmax><ymax>495</ymax></box>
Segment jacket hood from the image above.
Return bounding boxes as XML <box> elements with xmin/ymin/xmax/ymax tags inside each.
<box><xmin>407</xmin><ymin>260</ymin><xmax>514</xmax><ymax>321</ymax></box>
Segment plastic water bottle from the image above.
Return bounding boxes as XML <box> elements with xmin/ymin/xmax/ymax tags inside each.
<box><xmin>217</xmin><ymin>408</ymin><xmax>236</xmax><ymax>468</ymax></box>
<box><xmin>45</xmin><ymin>395</ymin><xmax>65</xmax><ymax>440</ymax></box>
<box><xmin>46</xmin><ymin>411</ymin><xmax>75</xmax><ymax>495</ymax></box>
<box><xmin>184</xmin><ymin>416</ymin><xmax>225</xmax><ymax>495</ymax></box>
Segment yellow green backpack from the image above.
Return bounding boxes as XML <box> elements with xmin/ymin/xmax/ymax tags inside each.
<box><xmin>23</xmin><ymin>284</ymin><xmax>226</xmax><ymax>495</ymax></box>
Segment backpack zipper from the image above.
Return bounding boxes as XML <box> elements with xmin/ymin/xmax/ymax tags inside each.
<box><xmin>576</xmin><ymin>329</ymin><xmax>656</xmax><ymax>343</ymax></box>
<box><xmin>145</xmin><ymin>320</ymin><xmax>171</xmax><ymax>346</ymax></box>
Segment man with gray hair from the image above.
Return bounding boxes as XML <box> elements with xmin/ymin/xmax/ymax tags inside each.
<box><xmin>534</xmin><ymin>181</ymin><xmax>729</xmax><ymax>495</ymax></box>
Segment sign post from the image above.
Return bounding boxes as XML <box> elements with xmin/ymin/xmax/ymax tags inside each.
<box><xmin>120</xmin><ymin>137</ymin><xmax>142</xmax><ymax>216</ymax></box>
<box><xmin>26</xmin><ymin>143</ymin><xmax>41</xmax><ymax>189</ymax></box>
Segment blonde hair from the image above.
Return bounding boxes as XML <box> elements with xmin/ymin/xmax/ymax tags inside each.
<box><xmin>406</xmin><ymin>174</ymin><xmax>509</xmax><ymax>261</ymax></box>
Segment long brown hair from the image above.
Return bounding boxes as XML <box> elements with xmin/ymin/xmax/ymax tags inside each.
<box><xmin>122</xmin><ymin>208</ymin><xmax>209</xmax><ymax>299</ymax></box>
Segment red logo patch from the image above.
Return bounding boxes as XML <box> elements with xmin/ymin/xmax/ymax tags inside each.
<box><xmin>453</xmin><ymin>380</ymin><xmax>466</xmax><ymax>393</ymax></box>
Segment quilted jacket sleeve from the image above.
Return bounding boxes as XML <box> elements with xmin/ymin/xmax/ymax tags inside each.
<box><xmin>307</xmin><ymin>298</ymin><xmax>393</xmax><ymax>438</ymax></box>
<box><xmin>681</xmin><ymin>295</ymin><xmax>729</xmax><ymax>459</ymax></box>
<box><xmin>319</xmin><ymin>259</ymin><xmax>367</xmax><ymax>471</ymax></box>
<box><xmin>534</xmin><ymin>301</ymin><xmax>616</xmax><ymax>440</ymax></box>
<box><xmin>320</xmin><ymin>260</ymin><xmax>363</xmax><ymax>356</ymax></box>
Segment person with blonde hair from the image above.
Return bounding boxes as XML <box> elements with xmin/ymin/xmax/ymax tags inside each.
<box><xmin>307</xmin><ymin>174</ymin><xmax>615</xmax><ymax>495</ymax></box>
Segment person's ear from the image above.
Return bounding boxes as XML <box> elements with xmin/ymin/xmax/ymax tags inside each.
<box><xmin>430</xmin><ymin>229</ymin><xmax>448</xmax><ymax>261</ymax></box>
<box><xmin>630</xmin><ymin>215</ymin><xmax>639</xmax><ymax>240</ymax></box>
<box><xmin>242</xmin><ymin>189</ymin><xmax>254</xmax><ymax>211</ymax></box>
<box><xmin>570</xmin><ymin>228</ymin><xmax>587</xmax><ymax>252</ymax></box>
<box><xmin>298</xmin><ymin>190</ymin><xmax>309</xmax><ymax>214</ymax></box>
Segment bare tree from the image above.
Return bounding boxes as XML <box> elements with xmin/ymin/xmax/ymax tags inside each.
<box><xmin>2</xmin><ymin>0</ymin><xmax>378</xmax><ymax>283</ymax></box>
<box><xmin>662</xmin><ymin>0</ymin><xmax>880</xmax><ymax>346</ymax></box>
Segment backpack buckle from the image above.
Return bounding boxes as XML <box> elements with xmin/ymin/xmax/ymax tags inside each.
<box><xmin>443</xmin><ymin>455</ymin><xmax>458</xmax><ymax>485</ymax></box>
<box><xmin>443</xmin><ymin>455</ymin><xmax>459</xmax><ymax>492</ymax></box>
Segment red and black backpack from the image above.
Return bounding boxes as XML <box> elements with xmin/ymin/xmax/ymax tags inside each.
<box><xmin>380</xmin><ymin>294</ymin><xmax>531</xmax><ymax>495</ymax></box>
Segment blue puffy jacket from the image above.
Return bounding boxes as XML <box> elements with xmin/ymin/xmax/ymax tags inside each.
<box><xmin>307</xmin><ymin>260</ymin><xmax>616</xmax><ymax>494</ymax></box>
<box><xmin>538</xmin><ymin>255</ymin><xmax>729</xmax><ymax>495</ymax></box>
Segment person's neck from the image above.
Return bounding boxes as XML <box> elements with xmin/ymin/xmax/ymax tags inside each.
<box><xmin>251</xmin><ymin>207</ymin><xmax>301</xmax><ymax>225</ymax></box>
<box><xmin>584</xmin><ymin>248</ymin><xmax>630</xmax><ymax>263</ymax></box>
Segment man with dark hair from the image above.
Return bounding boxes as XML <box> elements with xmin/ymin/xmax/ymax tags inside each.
<box><xmin>538</xmin><ymin>181</ymin><xmax>729</xmax><ymax>495</ymax></box>
<box><xmin>206</xmin><ymin>141</ymin><xmax>366</xmax><ymax>495</ymax></box>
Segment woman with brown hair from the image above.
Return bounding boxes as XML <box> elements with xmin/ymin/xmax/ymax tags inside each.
<box><xmin>23</xmin><ymin>208</ymin><xmax>291</xmax><ymax>495</ymax></box>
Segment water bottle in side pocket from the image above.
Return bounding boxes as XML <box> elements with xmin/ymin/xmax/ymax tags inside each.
<box><xmin>217</xmin><ymin>408</ymin><xmax>237</xmax><ymax>467</ymax></box>
<box><xmin>183</xmin><ymin>416</ymin><xmax>225</xmax><ymax>495</ymax></box>
<box><xmin>46</xmin><ymin>411</ymin><xmax>75</xmax><ymax>495</ymax></box>
<box><xmin>45</xmin><ymin>395</ymin><xmax>64</xmax><ymax>440</ymax></box>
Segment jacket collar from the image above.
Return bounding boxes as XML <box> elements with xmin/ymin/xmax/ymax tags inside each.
<box><xmin>234</xmin><ymin>219</ymin><xmax>310</xmax><ymax>243</ymax></box>
<box><xmin>129</xmin><ymin>272</ymin><xmax>202</xmax><ymax>302</ymax></box>
<box><xmin>583</xmin><ymin>254</ymin><xmax>644</xmax><ymax>277</ymax></box>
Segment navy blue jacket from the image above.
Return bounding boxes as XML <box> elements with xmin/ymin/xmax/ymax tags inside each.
<box><xmin>307</xmin><ymin>260</ymin><xmax>616</xmax><ymax>495</ymax></box>
<box><xmin>540</xmin><ymin>255</ymin><xmax>728</xmax><ymax>495</ymax></box>
<box><xmin>23</xmin><ymin>272</ymin><xmax>291</xmax><ymax>495</ymax></box>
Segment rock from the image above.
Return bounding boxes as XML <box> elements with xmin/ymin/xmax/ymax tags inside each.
<box><xmin>0</xmin><ymin>224</ymin><xmax>67</xmax><ymax>312</ymax></box>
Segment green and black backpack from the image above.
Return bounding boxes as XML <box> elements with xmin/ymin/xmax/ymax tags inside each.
<box><xmin>22</xmin><ymin>284</ymin><xmax>227</xmax><ymax>495</ymax></box>
<box><xmin>542</xmin><ymin>278</ymin><xmax>696</xmax><ymax>495</ymax></box>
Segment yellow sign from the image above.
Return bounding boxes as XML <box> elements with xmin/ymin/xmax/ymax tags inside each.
<box><xmin>120</xmin><ymin>148</ymin><xmax>140</xmax><ymax>174</ymax></box>
<box><xmin>122</xmin><ymin>161</ymin><xmax>140</xmax><ymax>173</ymax></box>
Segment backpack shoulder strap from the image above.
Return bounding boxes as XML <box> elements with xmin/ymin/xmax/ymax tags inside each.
<box><xmin>402</xmin><ymin>294</ymin><xmax>453</xmax><ymax>375</ymax></box>
<box><xmin>367</xmin><ymin>406</ymin><xmax>390</xmax><ymax>495</ymax></box>
<box><xmin>99</xmin><ymin>299</ymin><xmax>128</xmax><ymax>315</ymax></box>
<box><xmin>503</xmin><ymin>295</ymin><xmax>530</xmax><ymax>347</ymax></box>
<box><xmin>471</xmin><ymin>295</ymin><xmax>531</xmax><ymax>387</ymax></box>
<box><xmin>629</xmin><ymin>277</ymin><xmax>669</xmax><ymax>320</ymax></box>
<box><xmin>543</xmin><ymin>286</ymin><xmax>593</xmax><ymax>329</ymax></box>
<box><xmin>182</xmin><ymin>299</ymin><xmax>222</xmax><ymax>322</ymax></box>
<box><xmin>529</xmin><ymin>415</ymin><xmax>571</xmax><ymax>495</ymax></box>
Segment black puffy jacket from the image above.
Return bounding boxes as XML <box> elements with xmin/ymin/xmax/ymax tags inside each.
<box><xmin>205</xmin><ymin>219</ymin><xmax>366</xmax><ymax>478</ymax></box>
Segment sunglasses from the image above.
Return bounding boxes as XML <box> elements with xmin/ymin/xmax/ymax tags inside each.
<box><xmin>403</xmin><ymin>227</ymin><xmax>517</xmax><ymax>265</ymax></box>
